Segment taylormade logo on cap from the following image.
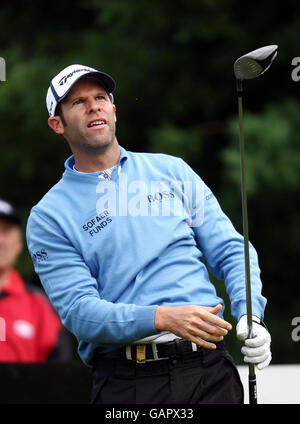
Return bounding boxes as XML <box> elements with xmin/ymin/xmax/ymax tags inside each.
<box><xmin>46</xmin><ymin>64</ymin><xmax>116</xmax><ymax>117</ymax></box>
<box><xmin>58</xmin><ymin>67</ymin><xmax>96</xmax><ymax>86</ymax></box>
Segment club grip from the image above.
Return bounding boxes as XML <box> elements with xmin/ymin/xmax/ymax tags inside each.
<box><xmin>248</xmin><ymin>374</ymin><xmax>258</xmax><ymax>404</ymax></box>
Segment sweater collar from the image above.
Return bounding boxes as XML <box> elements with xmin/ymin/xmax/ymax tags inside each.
<box><xmin>64</xmin><ymin>145</ymin><xmax>128</xmax><ymax>177</ymax></box>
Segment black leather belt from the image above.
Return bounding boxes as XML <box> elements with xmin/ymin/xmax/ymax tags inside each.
<box><xmin>96</xmin><ymin>339</ymin><xmax>225</xmax><ymax>363</ymax></box>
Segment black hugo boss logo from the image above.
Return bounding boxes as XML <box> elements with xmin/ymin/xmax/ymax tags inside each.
<box><xmin>58</xmin><ymin>68</ymin><xmax>92</xmax><ymax>86</ymax></box>
<box><xmin>32</xmin><ymin>249</ymin><xmax>48</xmax><ymax>263</ymax></box>
<box><xmin>147</xmin><ymin>191</ymin><xmax>174</xmax><ymax>204</ymax></box>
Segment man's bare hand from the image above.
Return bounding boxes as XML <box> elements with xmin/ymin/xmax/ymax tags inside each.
<box><xmin>154</xmin><ymin>304</ymin><xmax>232</xmax><ymax>349</ymax></box>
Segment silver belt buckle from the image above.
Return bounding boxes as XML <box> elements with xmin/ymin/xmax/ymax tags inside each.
<box><xmin>151</xmin><ymin>342</ymin><xmax>159</xmax><ymax>360</ymax></box>
<box><xmin>125</xmin><ymin>345</ymin><xmax>132</xmax><ymax>360</ymax></box>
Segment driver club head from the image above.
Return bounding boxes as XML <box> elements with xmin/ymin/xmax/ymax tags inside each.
<box><xmin>234</xmin><ymin>45</ymin><xmax>278</xmax><ymax>80</ymax></box>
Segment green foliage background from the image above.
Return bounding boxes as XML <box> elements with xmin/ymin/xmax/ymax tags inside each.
<box><xmin>0</xmin><ymin>0</ymin><xmax>299</xmax><ymax>364</ymax></box>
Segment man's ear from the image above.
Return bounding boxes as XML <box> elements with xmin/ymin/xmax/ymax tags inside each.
<box><xmin>48</xmin><ymin>116</ymin><xmax>65</xmax><ymax>134</ymax></box>
<box><xmin>113</xmin><ymin>104</ymin><xmax>117</xmax><ymax>123</ymax></box>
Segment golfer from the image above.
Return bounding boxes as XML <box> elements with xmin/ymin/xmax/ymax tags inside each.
<box><xmin>26</xmin><ymin>64</ymin><xmax>271</xmax><ymax>404</ymax></box>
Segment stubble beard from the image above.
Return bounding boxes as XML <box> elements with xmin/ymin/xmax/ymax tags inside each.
<box><xmin>68</xmin><ymin>121</ymin><xmax>116</xmax><ymax>155</ymax></box>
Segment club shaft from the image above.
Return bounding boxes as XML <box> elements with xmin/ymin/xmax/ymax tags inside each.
<box><xmin>237</xmin><ymin>79</ymin><xmax>257</xmax><ymax>404</ymax></box>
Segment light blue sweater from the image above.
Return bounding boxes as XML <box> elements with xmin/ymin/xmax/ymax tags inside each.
<box><xmin>26</xmin><ymin>146</ymin><xmax>266</xmax><ymax>366</ymax></box>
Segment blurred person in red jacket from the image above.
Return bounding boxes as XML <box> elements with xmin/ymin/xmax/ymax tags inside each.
<box><xmin>0</xmin><ymin>198</ymin><xmax>72</xmax><ymax>362</ymax></box>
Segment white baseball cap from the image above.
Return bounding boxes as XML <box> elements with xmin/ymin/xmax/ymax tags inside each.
<box><xmin>0</xmin><ymin>199</ymin><xmax>21</xmax><ymax>226</ymax></box>
<box><xmin>46</xmin><ymin>64</ymin><xmax>116</xmax><ymax>117</ymax></box>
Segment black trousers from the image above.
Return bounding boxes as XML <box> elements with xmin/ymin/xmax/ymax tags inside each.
<box><xmin>90</xmin><ymin>343</ymin><xmax>244</xmax><ymax>404</ymax></box>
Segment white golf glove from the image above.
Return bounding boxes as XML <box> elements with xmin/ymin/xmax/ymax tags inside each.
<box><xmin>236</xmin><ymin>315</ymin><xmax>272</xmax><ymax>370</ymax></box>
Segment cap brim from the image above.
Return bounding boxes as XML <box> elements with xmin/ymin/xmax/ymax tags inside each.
<box><xmin>0</xmin><ymin>213</ymin><xmax>21</xmax><ymax>226</ymax></box>
<box><xmin>57</xmin><ymin>71</ymin><xmax>116</xmax><ymax>107</ymax></box>
<box><xmin>85</xmin><ymin>71</ymin><xmax>116</xmax><ymax>93</ymax></box>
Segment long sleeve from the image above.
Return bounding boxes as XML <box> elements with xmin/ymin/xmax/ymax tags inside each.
<box><xmin>179</xmin><ymin>159</ymin><xmax>267</xmax><ymax>321</ymax></box>
<box><xmin>26</xmin><ymin>210</ymin><xmax>158</xmax><ymax>347</ymax></box>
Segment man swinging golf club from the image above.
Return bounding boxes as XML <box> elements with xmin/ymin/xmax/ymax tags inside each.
<box><xmin>26</xmin><ymin>54</ymin><xmax>272</xmax><ymax>404</ymax></box>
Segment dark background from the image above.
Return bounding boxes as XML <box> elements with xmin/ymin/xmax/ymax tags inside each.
<box><xmin>0</xmin><ymin>0</ymin><xmax>299</xmax><ymax>377</ymax></box>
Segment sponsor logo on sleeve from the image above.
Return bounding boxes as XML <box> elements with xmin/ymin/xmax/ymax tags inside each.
<box><xmin>32</xmin><ymin>248</ymin><xmax>48</xmax><ymax>264</ymax></box>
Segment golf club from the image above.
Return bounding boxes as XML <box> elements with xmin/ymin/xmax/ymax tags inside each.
<box><xmin>233</xmin><ymin>45</ymin><xmax>278</xmax><ymax>404</ymax></box>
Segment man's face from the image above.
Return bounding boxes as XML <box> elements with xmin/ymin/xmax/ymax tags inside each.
<box><xmin>53</xmin><ymin>78</ymin><xmax>117</xmax><ymax>153</ymax></box>
<box><xmin>0</xmin><ymin>220</ymin><xmax>22</xmax><ymax>271</ymax></box>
